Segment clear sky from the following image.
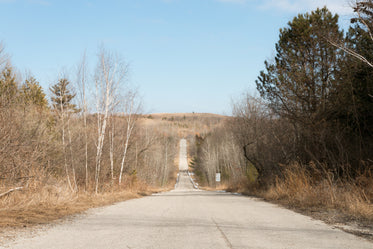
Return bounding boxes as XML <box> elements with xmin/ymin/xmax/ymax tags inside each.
<box><xmin>0</xmin><ymin>0</ymin><xmax>353</xmax><ymax>114</ymax></box>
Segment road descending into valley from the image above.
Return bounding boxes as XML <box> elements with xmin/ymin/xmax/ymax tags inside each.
<box><xmin>4</xmin><ymin>139</ymin><xmax>372</xmax><ymax>248</ymax></box>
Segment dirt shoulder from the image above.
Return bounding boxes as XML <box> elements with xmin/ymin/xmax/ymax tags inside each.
<box><xmin>297</xmin><ymin>206</ymin><xmax>373</xmax><ymax>242</ymax></box>
<box><xmin>0</xmin><ymin>189</ymin><xmax>163</xmax><ymax>245</ymax></box>
<box><xmin>238</xmin><ymin>190</ymin><xmax>373</xmax><ymax>242</ymax></box>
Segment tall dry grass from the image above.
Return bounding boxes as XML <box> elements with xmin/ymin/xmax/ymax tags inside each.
<box><xmin>261</xmin><ymin>162</ymin><xmax>373</xmax><ymax>221</ymax></box>
<box><xmin>0</xmin><ymin>170</ymin><xmax>155</xmax><ymax>229</ymax></box>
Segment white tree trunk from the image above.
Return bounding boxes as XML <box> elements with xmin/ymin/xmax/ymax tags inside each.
<box><xmin>78</xmin><ymin>53</ymin><xmax>89</xmax><ymax>191</ymax></box>
<box><xmin>67</xmin><ymin>118</ymin><xmax>78</xmax><ymax>191</ymax></box>
<box><xmin>118</xmin><ymin>118</ymin><xmax>134</xmax><ymax>184</ymax></box>
<box><xmin>118</xmin><ymin>93</ymin><xmax>139</xmax><ymax>185</ymax></box>
<box><xmin>59</xmin><ymin>88</ymin><xmax>74</xmax><ymax>192</ymax></box>
<box><xmin>109</xmin><ymin>116</ymin><xmax>115</xmax><ymax>180</ymax></box>
<box><xmin>162</xmin><ymin>137</ymin><xmax>168</xmax><ymax>186</ymax></box>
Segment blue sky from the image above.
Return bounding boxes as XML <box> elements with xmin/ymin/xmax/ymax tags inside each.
<box><xmin>0</xmin><ymin>0</ymin><xmax>353</xmax><ymax>114</ymax></box>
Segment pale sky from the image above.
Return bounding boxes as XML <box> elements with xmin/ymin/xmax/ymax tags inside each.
<box><xmin>0</xmin><ymin>0</ymin><xmax>353</xmax><ymax>114</ymax></box>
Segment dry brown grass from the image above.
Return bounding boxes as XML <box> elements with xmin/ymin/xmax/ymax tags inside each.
<box><xmin>209</xmin><ymin>162</ymin><xmax>373</xmax><ymax>240</ymax></box>
<box><xmin>0</xmin><ymin>191</ymin><xmax>139</xmax><ymax>228</ymax></box>
<box><xmin>148</xmin><ymin>113</ymin><xmax>226</xmax><ymax>119</ymax></box>
<box><xmin>201</xmin><ymin>183</ymin><xmax>230</xmax><ymax>191</ymax></box>
<box><xmin>140</xmin><ymin>113</ymin><xmax>228</xmax><ymax>138</ymax></box>
<box><xmin>256</xmin><ymin>163</ymin><xmax>373</xmax><ymax>224</ymax></box>
<box><xmin>0</xmin><ymin>176</ymin><xmax>162</xmax><ymax>230</ymax></box>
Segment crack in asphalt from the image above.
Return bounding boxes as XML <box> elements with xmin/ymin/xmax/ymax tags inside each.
<box><xmin>212</xmin><ymin>218</ymin><xmax>233</xmax><ymax>249</ymax></box>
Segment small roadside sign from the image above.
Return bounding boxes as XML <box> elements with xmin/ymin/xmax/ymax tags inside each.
<box><xmin>216</xmin><ymin>173</ymin><xmax>221</xmax><ymax>182</ymax></box>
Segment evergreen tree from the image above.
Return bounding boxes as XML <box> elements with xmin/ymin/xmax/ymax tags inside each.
<box><xmin>332</xmin><ymin>23</ymin><xmax>373</xmax><ymax>167</ymax></box>
<box><xmin>352</xmin><ymin>0</ymin><xmax>373</xmax><ymax>32</ymax></box>
<box><xmin>50</xmin><ymin>78</ymin><xmax>77</xmax><ymax>113</ymax></box>
<box><xmin>255</xmin><ymin>7</ymin><xmax>346</xmax><ymax>167</ymax></box>
<box><xmin>256</xmin><ymin>7</ymin><xmax>343</xmax><ymax>123</ymax></box>
<box><xmin>0</xmin><ymin>66</ymin><xmax>18</xmax><ymax>106</ymax></box>
<box><xmin>21</xmin><ymin>76</ymin><xmax>48</xmax><ymax>109</ymax></box>
<box><xmin>333</xmin><ymin>0</ymin><xmax>373</xmax><ymax>69</ymax></box>
<box><xmin>340</xmin><ymin>25</ymin><xmax>373</xmax><ymax>133</ymax></box>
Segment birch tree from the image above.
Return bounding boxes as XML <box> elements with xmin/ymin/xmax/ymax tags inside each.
<box><xmin>118</xmin><ymin>90</ymin><xmax>141</xmax><ymax>185</ymax></box>
<box><xmin>76</xmin><ymin>53</ymin><xmax>89</xmax><ymax>190</ymax></box>
<box><xmin>109</xmin><ymin>115</ymin><xmax>115</xmax><ymax>181</ymax></box>
<box><xmin>94</xmin><ymin>47</ymin><xmax>127</xmax><ymax>193</ymax></box>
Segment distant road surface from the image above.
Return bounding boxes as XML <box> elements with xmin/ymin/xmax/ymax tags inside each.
<box><xmin>4</xmin><ymin>139</ymin><xmax>372</xmax><ymax>248</ymax></box>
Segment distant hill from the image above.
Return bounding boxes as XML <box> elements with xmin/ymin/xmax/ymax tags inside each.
<box><xmin>138</xmin><ymin>113</ymin><xmax>229</xmax><ymax>138</ymax></box>
<box><xmin>146</xmin><ymin>113</ymin><xmax>228</xmax><ymax>119</ymax></box>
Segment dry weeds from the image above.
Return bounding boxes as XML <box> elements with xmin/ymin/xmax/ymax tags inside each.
<box><xmin>0</xmin><ymin>177</ymin><xmax>162</xmax><ymax>232</ymax></box>
<box><xmin>202</xmin><ymin>162</ymin><xmax>372</xmax><ymax>240</ymax></box>
<box><xmin>261</xmin><ymin>163</ymin><xmax>373</xmax><ymax>221</ymax></box>
<box><xmin>231</xmin><ymin>163</ymin><xmax>373</xmax><ymax>240</ymax></box>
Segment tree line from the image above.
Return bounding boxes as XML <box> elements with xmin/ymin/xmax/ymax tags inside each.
<box><xmin>0</xmin><ymin>45</ymin><xmax>178</xmax><ymax>195</ymax></box>
<box><xmin>191</xmin><ymin>2</ymin><xmax>372</xmax><ymax>216</ymax></box>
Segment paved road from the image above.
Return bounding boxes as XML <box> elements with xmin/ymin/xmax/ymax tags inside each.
<box><xmin>4</xmin><ymin>139</ymin><xmax>372</xmax><ymax>248</ymax></box>
<box><xmin>178</xmin><ymin>138</ymin><xmax>188</xmax><ymax>171</ymax></box>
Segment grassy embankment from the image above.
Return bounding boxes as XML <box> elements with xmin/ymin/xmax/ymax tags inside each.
<box><xmin>226</xmin><ymin>163</ymin><xmax>373</xmax><ymax>227</ymax></box>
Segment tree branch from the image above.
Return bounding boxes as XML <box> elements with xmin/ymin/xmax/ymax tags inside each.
<box><xmin>0</xmin><ymin>187</ymin><xmax>23</xmax><ymax>198</ymax></box>
<box><xmin>328</xmin><ymin>38</ymin><xmax>373</xmax><ymax>68</ymax></box>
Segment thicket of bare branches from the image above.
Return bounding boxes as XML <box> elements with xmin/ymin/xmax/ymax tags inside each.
<box><xmin>0</xmin><ymin>46</ymin><xmax>177</xmax><ymax>202</ymax></box>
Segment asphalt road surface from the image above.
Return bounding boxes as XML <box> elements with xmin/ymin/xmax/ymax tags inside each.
<box><xmin>4</xmin><ymin>139</ymin><xmax>372</xmax><ymax>248</ymax></box>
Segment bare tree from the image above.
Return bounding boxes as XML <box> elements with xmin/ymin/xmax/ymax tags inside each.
<box><xmin>109</xmin><ymin>115</ymin><xmax>115</xmax><ymax>181</ymax></box>
<box><xmin>0</xmin><ymin>42</ymin><xmax>9</xmax><ymax>69</ymax></box>
<box><xmin>329</xmin><ymin>1</ymin><xmax>373</xmax><ymax>68</ymax></box>
<box><xmin>118</xmin><ymin>90</ymin><xmax>141</xmax><ymax>185</ymax></box>
<box><xmin>161</xmin><ymin>136</ymin><xmax>169</xmax><ymax>186</ymax></box>
<box><xmin>94</xmin><ymin>47</ymin><xmax>128</xmax><ymax>193</ymax></box>
<box><xmin>67</xmin><ymin>117</ymin><xmax>78</xmax><ymax>191</ymax></box>
<box><xmin>76</xmin><ymin>52</ymin><xmax>89</xmax><ymax>190</ymax></box>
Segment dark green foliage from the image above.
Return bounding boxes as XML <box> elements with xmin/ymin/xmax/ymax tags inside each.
<box><xmin>255</xmin><ymin>7</ymin><xmax>347</xmax><ymax>171</ymax></box>
<box><xmin>331</xmin><ymin>24</ymin><xmax>373</xmax><ymax>168</ymax></box>
<box><xmin>50</xmin><ymin>78</ymin><xmax>77</xmax><ymax>113</ymax></box>
<box><xmin>189</xmin><ymin>135</ymin><xmax>208</xmax><ymax>185</ymax></box>
<box><xmin>341</xmin><ymin>25</ymin><xmax>373</xmax><ymax>132</ymax></box>
<box><xmin>256</xmin><ymin>7</ymin><xmax>343</xmax><ymax>123</ymax></box>
<box><xmin>0</xmin><ymin>66</ymin><xmax>18</xmax><ymax>106</ymax></box>
<box><xmin>21</xmin><ymin>76</ymin><xmax>48</xmax><ymax>109</ymax></box>
<box><xmin>352</xmin><ymin>0</ymin><xmax>373</xmax><ymax>31</ymax></box>
<box><xmin>253</xmin><ymin>6</ymin><xmax>372</xmax><ymax>181</ymax></box>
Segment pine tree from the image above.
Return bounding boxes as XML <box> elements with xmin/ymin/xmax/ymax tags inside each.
<box><xmin>256</xmin><ymin>7</ymin><xmax>343</xmax><ymax>123</ymax></box>
<box><xmin>352</xmin><ymin>0</ymin><xmax>373</xmax><ymax>31</ymax></box>
<box><xmin>50</xmin><ymin>78</ymin><xmax>78</xmax><ymax>192</ymax></box>
<box><xmin>21</xmin><ymin>76</ymin><xmax>48</xmax><ymax>109</ymax></box>
<box><xmin>333</xmin><ymin>22</ymin><xmax>373</xmax><ymax>168</ymax></box>
<box><xmin>255</xmin><ymin>7</ymin><xmax>345</xmax><ymax>167</ymax></box>
<box><xmin>330</xmin><ymin>1</ymin><xmax>373</xmax><ymax>68</ymax></box>
<box><xmin>0</xmin><ymin>66</ymin><xmax>18</xmax><ymax>106</ymax></box>
<box><xmin>340</xmin><ymin>24</ymin><xmax>373</xmax><ymax>131</ymax></box>
<box><xmin>50</xmin><ymin>78</ymin><xmax>77</xmax><ymax>113</ymax></box>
